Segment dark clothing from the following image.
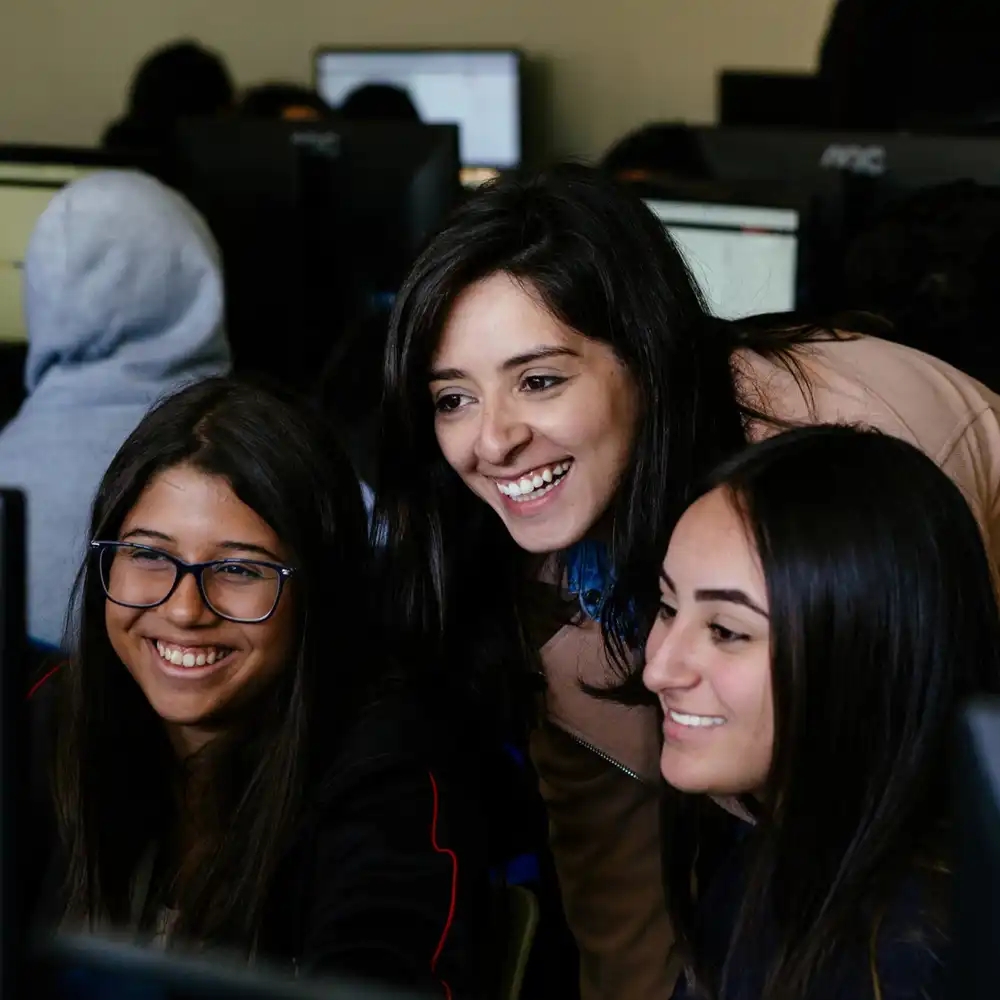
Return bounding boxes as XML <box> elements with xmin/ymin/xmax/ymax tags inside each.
<box><xmin>28</xmin><ymin>671</ymin><xmax>490</xmax><ymax>998</ymax></box>
<box><xmin>672</xmin><ymin>826</ymin><xmax>950</xmax><ymax>1000</ymax></box>
<box><xmin>257</xmin><ymin>686</ymin><xmax>490</xmax><ymax>995</ymax></box>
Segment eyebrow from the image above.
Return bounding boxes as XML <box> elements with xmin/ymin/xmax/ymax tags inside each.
<box><xmin>121</xmin><ymin>528</ymin><xmax>284</xmax><ymax>563</ymax></box>
<box><xmin>428</xmin><ymin>345</ymin><xmax>580</xmax><ymax>382</ymax></box>
<box><xmin>660</xmin><ymin>569</ymin><xmax>768</xmax><ymax>619</ymax></box>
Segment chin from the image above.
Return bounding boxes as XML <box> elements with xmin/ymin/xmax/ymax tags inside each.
<box><xmin>502</xmin><ymin>514</ymin><xmax>592</xmax><ymax>555</ymax></box>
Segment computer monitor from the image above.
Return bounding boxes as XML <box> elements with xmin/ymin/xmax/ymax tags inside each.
<box><xmin>717</xmin><ymin>72</ymin><xmax>829</xmax><ymax>130</ymax></box>
<box><xmin>31</xmin><ymin>932</ymin><xmax>432</xmax><ymax>999</ymax></box>
<box><xmin>693</xmin><ymin>126</ymin><xmax>1000</xmax><ymax>191</ymax></box>
<box><xmin>0</xmin><ymin>489</ymin><xmax>27</xmax><ymax>996</ymax></box>
<box><xmin>692</xmin><ymin>127</ymin><xmax>1000</xmax><ymax>312</ymax></box>
<box><xmin>0</xmin><ymin>147</ymin><xmax>130</xmax><ymax>345</ymax></box>
<box><xmin>645</xmin><ymin>198</ymin><xmax>799</xmax><ymax>319</ymax></box>
<box><xmin>314</xmin><ymin>48</ymin><xmax>522</xmax><ymax>176</ymax></box>
<box><xmin>955</xmin><ymin>698</ymin><xmax>1000</xmax><ymax>1000</ymax></box>
<box><xmin>171</xmin><ymin>118</ymin><xmax>461</xmax><ymax>393</ymax></box>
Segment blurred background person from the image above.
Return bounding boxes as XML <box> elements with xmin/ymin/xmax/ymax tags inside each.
<box><xmin>0</xmin><ymin>170</ymin><xmax>231</xmax><ymax>650</ymax></box>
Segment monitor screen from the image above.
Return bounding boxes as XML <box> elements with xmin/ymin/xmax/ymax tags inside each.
<box><xmin>0</xmin><ymin>162</ymin><xmax>100</xmax><ymax>345</ymax></box>
<box><xmin>645</xmin><ymin>199</ymin><xmax>799</xmax><ymax>319</ymax></box>
<box><xmin>315</xmin><ymin>49</ymin><xmax>521</xmax><ymax>170</ymax></box>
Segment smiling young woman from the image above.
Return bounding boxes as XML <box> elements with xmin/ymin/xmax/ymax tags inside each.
<box><xmin>645</xmin><ymin>425</ymin><xmax>1000</xmax><ymax>1000</ymax></box>
<box><xmin>374</xmin><ymin>164</ymin><xmax>1000</xmax><ymax>999</ymax></box>
<box><xmin>30</xmin><ymin>378</ymin><xmax>489</xmax><ymax>997</ymax></box>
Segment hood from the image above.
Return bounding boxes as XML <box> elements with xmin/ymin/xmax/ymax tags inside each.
<box><xmin>22</xmin><ymin>169</ymin><xmax>230</xmax><ymax>404</ymax></box>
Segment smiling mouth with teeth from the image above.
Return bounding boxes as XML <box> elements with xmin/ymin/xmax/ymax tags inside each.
<box><xmin>667</xmin><ymin>709</ymin><xmax>727</xmax><ymax>728</ymax></box>
<box><xmin>495</xmin><ymin>460</ymin><xmax>573</xmax><ymax>501</ymax></box>
<box><xmin>155</xmin><ymin>640</ymin><xmax>233</xmax><ymax>669</ymax></box>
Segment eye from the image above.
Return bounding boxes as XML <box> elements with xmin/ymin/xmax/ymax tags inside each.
<box><xmin>657</xmin><ymin>600</ymin><xmax>677</xmax><ymax>623</ymax></box>
<box><xmin>520</xmin><ymin>374</ymin><xmax>565</xmax><ymax>393</ymax></box>
<box><xmin>433</xmin><ymin>391</ymin><xmax>473</xmax><ymax>414</ymax></box>
<box><xmin>216</xmin><ymin>561</ymin><xmax>267</xmax><ymax>581</ymax></box>
<box><xmin>709</xmin><ymin>622</ymin><xmax>750</xmax><ymax>644</ymax></box>
<box><xmin>128</xmin><ymin>547</ymin><xmax>169</xmax><ymax>564</ymax></box>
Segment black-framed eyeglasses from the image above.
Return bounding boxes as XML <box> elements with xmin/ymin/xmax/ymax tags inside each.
<box><xmin>90</xmin><ymin>540</ymin><xmax>295</xmax><ymax>624</ymax></box>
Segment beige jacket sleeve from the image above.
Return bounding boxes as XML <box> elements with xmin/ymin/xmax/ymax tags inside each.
<box><xmin>937</xmin><ymin>408</ymin><xmax>1000</xmax><ymax>579</ymax></box>
<box><xmin>535</xmin><ymin>619</ymin><xmax>682</xmax><ymax>1000</ymax></box>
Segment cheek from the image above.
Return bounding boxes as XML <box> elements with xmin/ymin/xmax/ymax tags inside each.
<box><xmin>719</xmin><ymin>650</ymin><xmax>774</xmax><ymax>767</ymax></box>
<box><xmin>433</xmin><ymin>419</ymin><xmax>474</xmax><ymax>474</ymax></box>
<box><xmin>251</xmin><ymin>590</ymin><xmax>298</xmax><ymax>673</ymax></box>
<box><xmin>105</xmin><ymin>601</ymin><xmax>143</xmax><ymax>665</ymax></box>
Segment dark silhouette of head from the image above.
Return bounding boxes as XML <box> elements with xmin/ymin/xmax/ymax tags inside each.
<box><xmin>103</xmin><ymin>40</ymin><xmax>234</xmax><ymax>157</ymax></box>
<box><xmin>240</xmin><ymin>83</ymin><xmax>334</xmax><ymax>122</ymax></box>
<box><xmin>339</xmin><ymin>83</ymin><xmax>420</xmax><ymax>122</ymax></box>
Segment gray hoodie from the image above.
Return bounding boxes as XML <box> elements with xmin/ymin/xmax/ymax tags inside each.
<box><xmin>0</xmin><ymin>170</ymin><xmax>231</xmax><ymax>646</ymax></box>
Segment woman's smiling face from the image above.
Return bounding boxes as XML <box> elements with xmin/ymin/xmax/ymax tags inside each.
<box><xmin>104</xmin><ymin>462</ymin><xmax>297</xmax><ymax>756</ymax></box>
<box><xmin>429</xmin><ymin>271</ymin><xmax>640</xmax><ymax>554</ymax></box>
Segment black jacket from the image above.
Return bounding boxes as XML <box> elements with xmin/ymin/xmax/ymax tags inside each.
<box><xmin>257</xmin><ymin>685</ymin><xmax>491</xmax><ymax>996</ymax></box>
<box><xmin>28</xmin><ymin>671</ymin><xmax>491</xmax><ymax>999</ymax></box>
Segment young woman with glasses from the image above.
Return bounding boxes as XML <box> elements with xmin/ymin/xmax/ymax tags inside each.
<box><xmin>30</xmin><ymin>378</ymin><xmax>488</xmax><ymax>996</ymax></box>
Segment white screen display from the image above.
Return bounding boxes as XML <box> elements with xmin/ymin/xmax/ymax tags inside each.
<box><xmin>645</xmin><ymin>200</ymin><xmax>799</xmax><ymax>320</ymax></box>
<box><xmin>316</xmin><ymin>50</ymin><xmax>520</xmax><ymax>169</ymax></box>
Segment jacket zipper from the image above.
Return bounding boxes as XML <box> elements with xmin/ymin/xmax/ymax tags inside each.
<box><xmin>564</xmin><ymin>730</ymin><xmax>651</xmax><ymax>785</ymax></box>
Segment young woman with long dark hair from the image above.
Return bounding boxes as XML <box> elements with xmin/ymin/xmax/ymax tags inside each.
<box><xmin>33</xmin><ymin>378</ymin><xmax>487</xmax><ymax>996</ymax></box>
<box><xmin>374</xmin><ymin>164</ymin><xmax>1000</xmax><ymax>998</ymax></box>
<box><xmin>644</xmin><ymin>424</ymin><xmax>1000</xmax><ymax>999</ymax></box>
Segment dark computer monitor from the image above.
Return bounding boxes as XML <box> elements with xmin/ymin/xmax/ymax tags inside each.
<box><xmin>31</xmin><ymin>932</ymin><xmax>432</xmax><ymax>999</ymax></box>
<box><xmin>0</xmin><ymin>488</ymin><xmax>27</xmax><ymax>997</ymax></box>
<box><xmin>717</xmin><ymin>71</ymin><xmax>829</xmax><ymax>130</ymax></box>
<box><xmin>314</xmin><ymin>47</ymin><xmax>522</xmax><ymax>181</ymax></box>
<box><xmin>955</xmin><ymin>699</ymin><xmax>1000</xmax><ymax>1000</ymax></box>
<box><xmin>171</xmin><ymin>118</ymin><xmax>461</xmax><ymax>393</ymax></box>
<box><xmin>689</xmin><ymin>126</ymin><xmax>1000</xmax><ymax>311</ymax></box>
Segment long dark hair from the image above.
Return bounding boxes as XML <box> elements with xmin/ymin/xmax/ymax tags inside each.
<box><xmin>667</xmin><ymin>424</ymin><xmax>1000</xmax><ymax>999</ymax></box>
<box><xmin>376</xmin><ymin>164</ymin><xmax>831</xmax><ymax>723</ymax></box>
<box><xmin>53</xmin><ymin>377</ymin><xmax>371</xmax><ymax>950</ymax></box>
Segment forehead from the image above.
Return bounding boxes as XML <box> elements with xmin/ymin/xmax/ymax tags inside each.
<box><xmin>665</xmin><ymin>488</ymin><xmax>765</xmax><ymax>594</ymax></box>
<box><xmin>432</xmin><ymin>271</ymin><xmax>582</xmax><ymax>367</ymax></box>
<box><xmin>122</xmin><ymin>464</ymin><xmax>279</xmax><ymax>548</ymax></box>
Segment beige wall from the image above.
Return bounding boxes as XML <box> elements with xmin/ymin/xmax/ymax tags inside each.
<box><xmin>0</xmin><ymin>0</ymin><xmax>836</xmax><ymax>162</ymax></box>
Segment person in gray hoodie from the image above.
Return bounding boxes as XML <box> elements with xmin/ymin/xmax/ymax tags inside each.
<box><xmin>0</xmin><ymin>170</ymin><xmax>231</xmax><ymax>648</ymax></box>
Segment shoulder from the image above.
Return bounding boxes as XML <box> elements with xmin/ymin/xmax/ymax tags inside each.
<box><xmin>868</xmin><ymin>876</ymin><xmax>951</xmax><ymax>1000</ymax></box>
<box><xmin>741</xmin><ymin>334</ymin><xmax>1000</xmax><ymax>489</ymax></box>
<box><xmin>742</xmin><ymin>334</ymin><xmax>997</xmax><ymax>433</ymax></box>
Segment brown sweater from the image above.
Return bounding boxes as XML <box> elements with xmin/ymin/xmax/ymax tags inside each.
<box><xmin>533</xmin><ymin>335</ymin><xmax>1000</xmax><ymax>1000</ymax></box>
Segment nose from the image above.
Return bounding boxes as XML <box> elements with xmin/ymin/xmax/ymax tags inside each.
<box><xmin>162</xmin><ymin>570</ymin><xmax>218</xmax><ymax>627</ymax></box>
<box><xmin>473</xmin><ymin>395</ymin><xmax>532</xmax><ymax>467</ymax></box>
<box><xmin>642</xmin><ymin>615</ymin><xmax>701</xmax><ymax>696</ymax></box>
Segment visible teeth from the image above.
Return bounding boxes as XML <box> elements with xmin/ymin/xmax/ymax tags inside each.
<box><xmin>155</xmin><ymin>642</ymin><xmax>228</xmax><ymax>668</ymax></box>
<box><xmin>669</xmin><ymin>709</ymin><xmax>726</xmax><ymax>728</ymax></box>
<box><xmin>496</xmin><ymin>460</ymin><xmax>572</xmax><ymax>499</ymax></box>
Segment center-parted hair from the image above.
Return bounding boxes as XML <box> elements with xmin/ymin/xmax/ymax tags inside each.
<box><xmin>53</xmin><ymin>376</ymin><xmax>372</xmax><ymax>950</ymax></box>
<box><xmin>668</xmin><ymin>424</ymin><xmax>1000</xmax><ymax>1000</ymax></box>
